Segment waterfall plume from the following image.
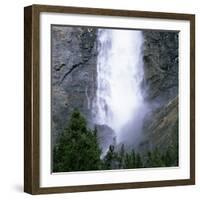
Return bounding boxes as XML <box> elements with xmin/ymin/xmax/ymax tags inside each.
<box><xmin>94</xmin><ymin>28</ymin><xmax>146</xmax><ymax>149</ymax></box>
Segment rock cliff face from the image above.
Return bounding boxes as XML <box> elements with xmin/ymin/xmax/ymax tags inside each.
<box><xmin>138</xmin><ymin>31</ymin><xmax>179</xmax><ymax>160</ymax></box>
<box><xmin>139</xmin><ymin>97</ymin><xmax>178</xmax><ymax>155</ymax></box>
<box><xmin>51</xmin><ymin>26</ymin><xmax>98</xmax><ymax>143</ymax></box>
<box><xmin>142</xmin><ymin>31</ymin><xmax>179</xmax><ymax>106</ymax></box>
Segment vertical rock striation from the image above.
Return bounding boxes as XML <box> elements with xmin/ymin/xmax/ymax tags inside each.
<box><xmin>139</xmin><ymin>31</ymin><xmax>179</xmax><ymax>161</ymax></box>
<box><xmin>51</xmin><ymin>26</ymin><xmax>98</xmax><ymax>144</ymax></box>
<box><xmin>142</xmin><ymin>31</ymin><xmax>179</xmax><ymax>106</ymax></box>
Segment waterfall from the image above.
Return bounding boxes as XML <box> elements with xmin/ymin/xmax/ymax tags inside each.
<box><xmin>94</xmin><ymin>28</ymin><xmax>145</xmax><ymax>146</ymax></box>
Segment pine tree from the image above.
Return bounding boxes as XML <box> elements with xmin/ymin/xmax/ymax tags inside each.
<box><xmin>131</xmin><ymin>150</ymin><xmax>136</xmax><ymax>168</ymax></box>
<box><xmin>135</xmin><ymin>153</ymin><xmax>143</xmax><ymax>168</ymax></box>
<box><xmin>103</xmin><ymin>145</ymin><xmax>116</xmax><ymax>169</ymax></box>
<box><xmin>145</xmin><ymin>151</ymin><xmax>153</xmax><ymax>168</ymax></box>
<box><xmin>53</xmin><ymin>110</ymin><xmax>101</xmax><ymax>172</ymax></box>
<box><xmin>151</xmin><ymin>148</ymin><xmax>165</xmax><ymax>167</ymax></box>
<box><xmin>118</xmin><ymin>144</ymin><xmax>125</xmax><ymax>168</ymax></box>
<box><xmin>124</xmin><ymin>149</ymin><xmax>136</xmax><ymax>169</ymax></box>
<box><xmin>124</xmin><ymin>153</ymin><xmax>132</xmax><ymax>168</ymax></box>
<box><xmin>163</xmin><ymin>148</ymin><xmax>173</xmax><ymax>166</ymax></box>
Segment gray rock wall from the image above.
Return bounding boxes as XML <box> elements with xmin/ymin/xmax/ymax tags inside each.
<box><xmin>139</xmin><ymin>31</ymin><xmax>179</xmax><ymax>158</ymax></box>
<box><xmin>139</xmin><ymin>97</ymin><xmax>178</xmax><ymax>154</ymax></box>
<box><xmin>142</xmin><ymin>31</ymin><xmax>179</xmax><ymax>106</ymax></box>
<box><xmin>51</xmin><ymin>26</ymin><xmax>98</xmax><ymax>143</ymax></box>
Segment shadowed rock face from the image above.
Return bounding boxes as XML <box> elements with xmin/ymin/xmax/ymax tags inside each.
<box><xmin>139</xmin><ymin>97</ymin><xmax>178</xmax><ymax>154</ymax></box>
<box><xmin>142</xmin><ymin>31</ymin><xmax>179</xmax><ymax>107</ymax></box>
<box><xmin>138</xmin><ymin>31</ymin><xmax>179</xmax><ymax>159</ymax></box>
<box><xmin>51</xmin><ymin>26</ymin><xmax>98</xmax><ymax>144</ymax></box>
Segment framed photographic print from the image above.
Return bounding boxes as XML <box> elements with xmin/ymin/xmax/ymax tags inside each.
<box><xmin>24</xmin><ymin>4</ymin><xmax>195</xmax><ymax>194</ymax></box>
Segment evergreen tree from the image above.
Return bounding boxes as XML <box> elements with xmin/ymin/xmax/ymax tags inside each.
<box><xmin>124</xmin><ymin>149</ymin><xmax>136</xmax><ymax>169</ymax></box>
<box><xmin>162</xmin><ymin>148</ymin><xmax>173</xmax><ymax>166</ymax></box>
<box><xmin>53</xmin><ymin>110</ymin><xmax>101</xmax><ymax>172</ymax></box>
<box><xmin>151</xmin><ymin>148</ymin><xmax>165</xmax><ymax>167</ymax></box>
<box><xmin>118</xmin><ymin>144</ymin><xmax>125</xmax><ymax>168</ymax></box>
<box><xmin>103</xmin><ymin>145</ymin><xmax>116</xmax><ymax>169</ymax></box>
<box><xmin>124</xmin><ymin>153</ymin><xmax>132</xmax><ymax>168</ymax></box>
<box><xmin>131</xmin><ymin>150</ymin><xmax>136</xmax><ymax>168</ymax></box>
<box><xmin>145</xmin><ymin>151</ymin><xmax>153</xmax><ymax>168</ymax></box>
<box><xmin>135</xmin><ymin>153</ymin><xmax>143</xmax><ymax>168</ymax></box>
<box><xmin>145</xmin><ymin>148</ymin><xmax>165</xmax><ymax>168</ymax></box>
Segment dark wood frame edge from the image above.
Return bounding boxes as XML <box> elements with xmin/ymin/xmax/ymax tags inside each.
<box><xmin>24</xmin><ymin>4</ymin><xmax>195</xmax><ymax>195</ymax></box>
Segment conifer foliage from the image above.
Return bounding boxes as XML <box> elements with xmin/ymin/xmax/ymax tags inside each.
<box><xmin>53</xmin><ymin>110</ymin><xmax>178</xmax><ymax>172</ymax></box>
<box><xmin>53</xmin><ymin>110</ymin><xmax>101</xmax><ymax>172</ymax></box>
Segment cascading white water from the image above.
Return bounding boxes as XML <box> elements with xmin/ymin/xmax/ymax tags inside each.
<box><xmin>94</xmin><ymin>28</ymin><xmax>145</xmax><ymax>145</ymax></box>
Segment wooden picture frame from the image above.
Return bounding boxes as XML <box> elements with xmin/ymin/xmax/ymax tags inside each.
<box><xmin>24</xmin><ymin>4</ymin><xmax>195</xmax><ymax>194</ymax></box>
